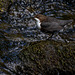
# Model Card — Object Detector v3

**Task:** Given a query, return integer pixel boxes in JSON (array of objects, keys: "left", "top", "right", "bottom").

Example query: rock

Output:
[
  {"left": 0, "top": 0, "right": 16, "bottom": 13},
  {"left": 17, "top": 40, "right": 75, "bottom": 75}
]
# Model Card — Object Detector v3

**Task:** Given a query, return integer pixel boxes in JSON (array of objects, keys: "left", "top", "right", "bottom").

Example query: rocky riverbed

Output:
[{"left": 0, "top": 0, "right": 75, "bottom": 75}]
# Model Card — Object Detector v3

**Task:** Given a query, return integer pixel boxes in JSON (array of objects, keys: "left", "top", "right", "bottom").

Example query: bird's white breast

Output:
[{"left": 34, "top": 18, "right": 41, "bottom": 29}]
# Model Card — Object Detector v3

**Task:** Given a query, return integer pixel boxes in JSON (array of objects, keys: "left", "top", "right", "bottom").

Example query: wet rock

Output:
[
  {"left": 0, "top": 0, "right": 15, "bottom": 13},
  {"left": 17, "top": 40, "right": 75, "bottom": 75}
]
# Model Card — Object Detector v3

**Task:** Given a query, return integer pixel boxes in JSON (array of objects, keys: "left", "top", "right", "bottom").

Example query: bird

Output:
[{"left": 34, "top": 14, "right": 73, "bottom": 37}]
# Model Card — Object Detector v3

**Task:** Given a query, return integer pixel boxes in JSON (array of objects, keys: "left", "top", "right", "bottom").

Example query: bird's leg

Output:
[
  {"left": 46, "top": 32, "right": 55, "bottom": 40},
  {"left": 47, "top": 31, "right": 60, "bottom": 40}
]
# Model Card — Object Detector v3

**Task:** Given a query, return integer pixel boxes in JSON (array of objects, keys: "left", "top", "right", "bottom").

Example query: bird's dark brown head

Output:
[{"left": 34, "top": 14, "right": 47, "bottom": 22}]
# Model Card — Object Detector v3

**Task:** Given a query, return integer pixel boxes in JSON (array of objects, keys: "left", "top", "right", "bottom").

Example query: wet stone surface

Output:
[{"left": 0, "top": 0, "right": 75, "bottom": 75}]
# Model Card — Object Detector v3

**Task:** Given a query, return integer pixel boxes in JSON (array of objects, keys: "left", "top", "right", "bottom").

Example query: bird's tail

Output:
[{"left": 60, "top": 19, "right": 73, "bottom": 26}]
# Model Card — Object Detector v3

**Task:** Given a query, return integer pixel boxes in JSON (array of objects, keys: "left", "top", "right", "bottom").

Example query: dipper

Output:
[{"left": 34, "top": 14, "right": 73, "bottom": 36}]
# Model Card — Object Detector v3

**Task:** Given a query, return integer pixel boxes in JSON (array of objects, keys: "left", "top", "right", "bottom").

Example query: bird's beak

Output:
[
  {"left": 31, "top": 16, "right": 34, "bottom": 19},
  {"left": 31, "top": 17, "right": 36, "bottom": 21}
]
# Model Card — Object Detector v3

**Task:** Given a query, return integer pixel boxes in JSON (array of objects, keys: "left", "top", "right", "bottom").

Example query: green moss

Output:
[
  {"left": 0, "top": 0, "right": 15, "bottom": 12},
  {"left": 19, "top": 40, "right": 75, "bottom": 74},
  {"left": 0, "top": 23, "right": 11, "bottom": 30}
]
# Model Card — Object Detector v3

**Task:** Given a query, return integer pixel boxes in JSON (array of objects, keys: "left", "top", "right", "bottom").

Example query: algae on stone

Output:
[{"left": 17, "top": 40, "right": 75, "bottom": 74}]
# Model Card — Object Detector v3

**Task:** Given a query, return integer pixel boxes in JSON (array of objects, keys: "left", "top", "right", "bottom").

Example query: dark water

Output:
[{"left": 0, "top": 0, "right": 75, "bottom": 75}]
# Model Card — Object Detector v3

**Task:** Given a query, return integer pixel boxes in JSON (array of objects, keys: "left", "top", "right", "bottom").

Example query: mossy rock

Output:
[
  {"left": 0, "top": 0, "right": 15, "bottom": 12},
  {"left": 17, "top": 40, "right": 75, "bottom": 75}
]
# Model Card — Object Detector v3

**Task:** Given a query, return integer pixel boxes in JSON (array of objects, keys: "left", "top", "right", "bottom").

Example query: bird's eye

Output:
[
  {"left": 36, "top": 16, "right": 38, "bottom": 18},
  {"left": 37, "top": 16, "right": 40, "bottom": 18}
]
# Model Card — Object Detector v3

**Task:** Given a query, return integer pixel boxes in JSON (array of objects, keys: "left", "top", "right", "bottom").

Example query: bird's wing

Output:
[
  {"left": 41, "top": 22, "right": 63, "bottom": 32},
  {"left": 41, "top": 22, "right": 51, "bottom": 27},
  {"left": 59, "top": 19, "right": 73, "bottom": 26},
  {"left": 41, "top": 22, "right": 62, "bottom": 28}
]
